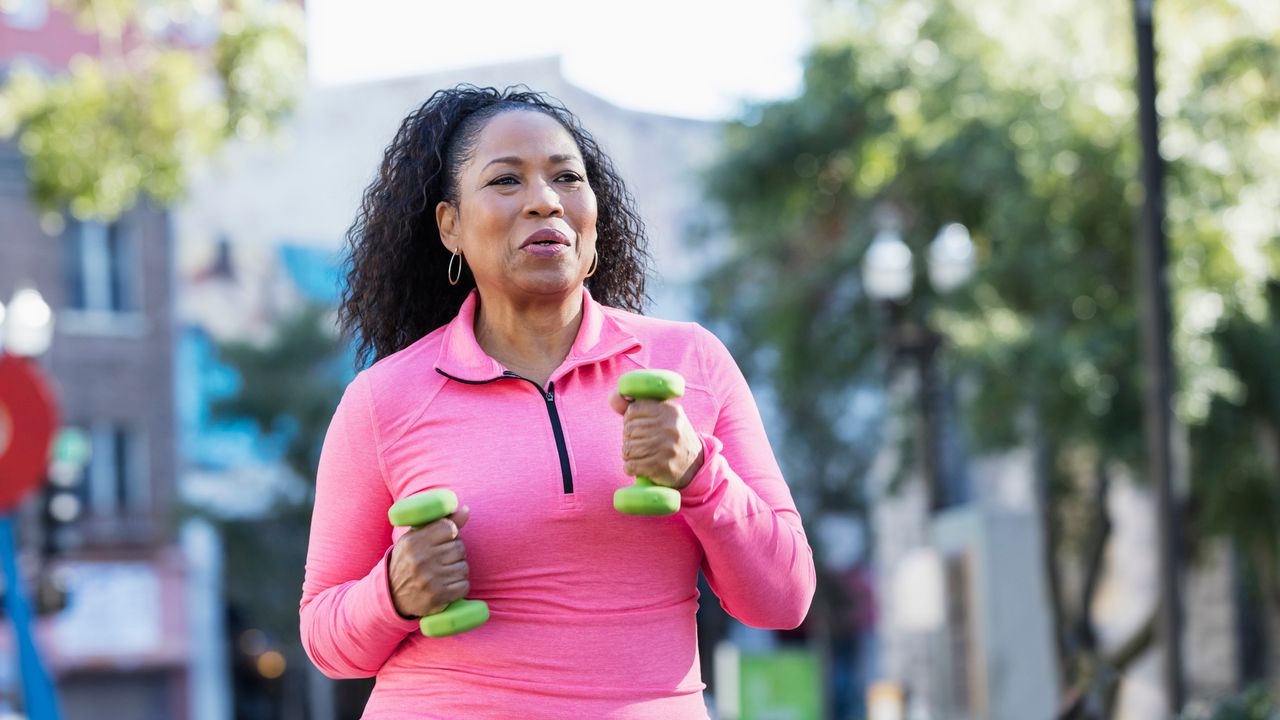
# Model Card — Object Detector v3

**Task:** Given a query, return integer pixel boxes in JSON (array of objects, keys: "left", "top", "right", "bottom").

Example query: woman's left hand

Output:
[{"left": 609, "top": 392, "right": 705, "bottom": 490}]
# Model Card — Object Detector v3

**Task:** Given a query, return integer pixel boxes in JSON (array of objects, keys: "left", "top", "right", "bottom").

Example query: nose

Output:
[{"left": 524, "top": 179, "right": 564, "bottom": 218}]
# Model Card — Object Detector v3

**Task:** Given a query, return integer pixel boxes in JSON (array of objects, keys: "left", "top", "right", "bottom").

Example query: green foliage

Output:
[
  {"left": 699, "top": 2, "right": 1150, "bottom": 512},
  {"left": 0, "top": 0, "right": 304, "bottom": 222},
  {"left": 1181, "top": 684, "right": 1278, "bottom": 720},
  {"left": 1189, "top": 282, "right": 1280, "bottom": 599}
]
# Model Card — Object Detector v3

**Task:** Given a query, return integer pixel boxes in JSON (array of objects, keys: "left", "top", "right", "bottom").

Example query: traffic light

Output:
[{"left": 41, "top": 428, "right": 90, "bottom": 556}]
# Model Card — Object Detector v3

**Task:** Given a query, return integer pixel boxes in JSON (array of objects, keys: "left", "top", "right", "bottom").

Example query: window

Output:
[
  {"left": 64, "top": 219, "right": 139, "bottom": 314},
  {"left": 84, "top": 424, "right": 149, "bottom": 516}
]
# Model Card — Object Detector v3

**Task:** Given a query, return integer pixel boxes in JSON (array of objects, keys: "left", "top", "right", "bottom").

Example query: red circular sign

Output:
[{"left": 0, "top": 354, "right": 59, "bottom": 512}]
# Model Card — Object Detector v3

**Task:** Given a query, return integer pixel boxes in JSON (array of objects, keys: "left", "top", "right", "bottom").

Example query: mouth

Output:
[{"left": 521, "top": 228, "right": 571, "bottom": 249}]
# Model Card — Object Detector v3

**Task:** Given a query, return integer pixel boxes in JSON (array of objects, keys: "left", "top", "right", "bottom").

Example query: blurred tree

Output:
[
  {"left": 698, "top": 0, "right": 1277, "bottom": 716},
  {"left": 0, "top": 0, "right": 305, "bottom": 222},
  {"left": 1190, "top": 282, "right": 1280, "bottom": 691}
]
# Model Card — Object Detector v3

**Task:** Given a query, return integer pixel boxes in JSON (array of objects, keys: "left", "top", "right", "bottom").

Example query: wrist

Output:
[
  {"left": 387, "top": 549, "right": 418, "bottom": 619},
  {"left": 676, "top": 446, "right": 705, "bottom": 490}
]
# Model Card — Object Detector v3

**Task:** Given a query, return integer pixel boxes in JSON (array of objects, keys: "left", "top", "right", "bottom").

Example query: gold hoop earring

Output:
[
  {"left": 585, "top": 252, "right": 599, "bottom": 278},
  {"left": 447, "top": 248, "right": 463, "bottom": 286}
]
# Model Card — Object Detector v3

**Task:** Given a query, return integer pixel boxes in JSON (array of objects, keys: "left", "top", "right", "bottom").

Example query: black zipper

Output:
[{"left": 436, "top": 368, "right": 574, "bottom": 494}]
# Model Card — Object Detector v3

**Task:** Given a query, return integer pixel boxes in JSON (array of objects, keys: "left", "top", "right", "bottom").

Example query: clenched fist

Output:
[
  {"left": 388, "top": 505, "right": 472, "bottom": 618},
  {"left": 609, "top": 392, "right": 704, "bottom": 490}
]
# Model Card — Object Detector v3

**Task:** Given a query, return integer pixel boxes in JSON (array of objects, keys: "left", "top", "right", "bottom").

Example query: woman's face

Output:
[{"left": 437, "top": 110, "right": 598, "bottom": 304}]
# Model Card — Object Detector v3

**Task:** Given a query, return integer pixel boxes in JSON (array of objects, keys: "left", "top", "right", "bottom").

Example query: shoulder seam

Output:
[
  {"left": 377, "top": 367, "right": 449, "bottom": 451},
  {"left": 357, "top": 372, "right": 395, "bottom": 495},
  {"left": 692, "top": 324, "right": 721, "bottom": 408}
]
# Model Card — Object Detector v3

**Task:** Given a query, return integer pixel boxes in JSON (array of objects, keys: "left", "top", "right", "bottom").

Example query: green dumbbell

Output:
[
  {"left": 387, "top": 489, "right": 489, "bottom": 637},
  {"left": 614, "top": 369, "right": 686, "bottom": 516}
]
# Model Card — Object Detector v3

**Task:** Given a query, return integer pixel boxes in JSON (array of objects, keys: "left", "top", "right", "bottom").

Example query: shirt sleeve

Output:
[
  {"left": 678, "top": 326, "right": 817, "bottom": 629},
  {"left": 299, "top": 372, "right": 420, "bottom": 678}
]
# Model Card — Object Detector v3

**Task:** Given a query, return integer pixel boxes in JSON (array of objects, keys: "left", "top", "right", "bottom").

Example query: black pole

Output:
[
  {"left": 888, "top": 300, "right": 942, "bottom": 514},
  {"left": 1132, "top": 0, "right": 1185, "bottom": 712},
  {"left": 917, "top": 330, "right": 941, "bottom": 514}
]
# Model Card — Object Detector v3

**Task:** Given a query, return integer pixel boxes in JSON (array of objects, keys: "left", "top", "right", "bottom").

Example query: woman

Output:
[{"left": 301, "top": 86, "right": 815, "bottom": 719}]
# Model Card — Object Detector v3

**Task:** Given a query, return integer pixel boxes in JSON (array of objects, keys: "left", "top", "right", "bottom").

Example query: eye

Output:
[
  {"left": 557, "top": 172, "right": 584, "bottom": 183},
  {"left": 487, "top": 175, "right": 518, "bottom": 186}
]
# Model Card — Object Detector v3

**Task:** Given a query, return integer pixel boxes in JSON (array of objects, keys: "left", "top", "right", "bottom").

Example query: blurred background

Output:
[{"left": 0, "top": 0, "right": 1276, "bottom": 718}]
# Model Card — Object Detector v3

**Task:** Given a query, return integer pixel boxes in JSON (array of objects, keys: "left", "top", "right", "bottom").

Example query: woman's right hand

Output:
[{"left": 388, "top": 505, "right": 472, "bottom": 618}]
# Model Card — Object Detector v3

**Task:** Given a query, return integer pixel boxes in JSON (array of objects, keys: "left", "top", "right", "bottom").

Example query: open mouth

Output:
[{"left": 522, "top": 228, "right": 570, "bottom": 248}]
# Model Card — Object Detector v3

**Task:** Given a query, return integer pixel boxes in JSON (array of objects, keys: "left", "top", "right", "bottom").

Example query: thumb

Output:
[
  {"left": 609, "top": 391, "right": 630, "bottom": 416},
  {"left": 451, "top": 504, "right": 471, "bottom": 532}
]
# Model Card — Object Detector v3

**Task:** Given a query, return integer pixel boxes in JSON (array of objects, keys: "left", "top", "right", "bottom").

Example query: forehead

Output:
[{"left": 469, "top": 110, "right": 583, "bottom": 165}]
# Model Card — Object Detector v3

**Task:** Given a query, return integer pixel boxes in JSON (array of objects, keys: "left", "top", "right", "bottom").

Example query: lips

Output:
[{"left": 521, "top": 228, "right": 570, "bottom": 248}]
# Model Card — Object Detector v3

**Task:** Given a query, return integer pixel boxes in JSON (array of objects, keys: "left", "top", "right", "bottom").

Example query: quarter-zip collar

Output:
[{"left": 434, "top": 287, "right": 642, "bottom": 383}]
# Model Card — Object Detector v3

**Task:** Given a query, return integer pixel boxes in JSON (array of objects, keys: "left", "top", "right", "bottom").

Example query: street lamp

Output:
[
  {"left": 1, "top": 286, "right": 56, "bottom": 358},
  {"left": 862, "top": 218, "right": 976, "bottom": 511}
]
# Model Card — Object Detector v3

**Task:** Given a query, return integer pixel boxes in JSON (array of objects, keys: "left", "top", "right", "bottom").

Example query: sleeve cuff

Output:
[{"left": 679, "top": 433, "right": 724, "bottom": 507}]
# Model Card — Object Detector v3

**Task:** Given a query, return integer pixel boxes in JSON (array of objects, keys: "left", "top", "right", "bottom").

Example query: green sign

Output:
[
  {"left": 53, "top": 427, "right": 91, "bottom": 466},
  {"left": 738, "top": 649, "right": 823, "bottom": 720}
]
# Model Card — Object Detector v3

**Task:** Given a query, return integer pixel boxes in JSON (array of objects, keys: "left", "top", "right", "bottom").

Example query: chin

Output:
[{"left": 516, "top": 272, "right": 583, "bottom": 297}]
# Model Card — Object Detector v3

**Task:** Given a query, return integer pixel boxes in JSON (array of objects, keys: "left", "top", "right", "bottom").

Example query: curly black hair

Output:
[{"left": 339, "top": 85, "right": 651, "bottom": 369}]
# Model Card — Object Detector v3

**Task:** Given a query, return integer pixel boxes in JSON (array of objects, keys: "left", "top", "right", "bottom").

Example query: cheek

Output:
[
  {"left": 576, "top": 190, "right": 600, "bottom": 238},
  {"left": 458, "top": 197, "right": 517, "bottom": 253}
]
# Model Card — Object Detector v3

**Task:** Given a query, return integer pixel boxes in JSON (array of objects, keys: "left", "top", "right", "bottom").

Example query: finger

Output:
[
  {"left": 435, "top": 557, "right": 470, "bottom": 581},
  {"left": 623, "top": 416, "right": 665, "bottom": 441},
  {"left": 451, "top": 504, "right": 471, "bottom": 531},
  {"left": 624, "top": 452, "right": 666, "bottom": 478},
  {"left": 416, "top": 517, "right": 459, "bottom": 545},
  {"left": 441, "top": 577, "right": 471, "bottom": 602},
  {"left": 623, "top": 398, "right": 665, "bottom": 419},
  {"left": 609, "top": 392, "right": 630, "bottom": 416},
  {"left": 437, "top": 539, "right": 466, "bottom": 565},
  {"left": 623, "top": 436, "right": 663, "bottom": 461}
]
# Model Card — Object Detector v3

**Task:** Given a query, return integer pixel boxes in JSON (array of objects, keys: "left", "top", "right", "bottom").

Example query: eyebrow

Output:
[{"left": 482, "top": 154, "right": 581, "bottom": 171}]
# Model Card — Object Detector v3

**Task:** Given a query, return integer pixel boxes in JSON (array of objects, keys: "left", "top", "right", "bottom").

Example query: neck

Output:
[{"left": 473, "top": 288, "right": 584, "bottom": 386}]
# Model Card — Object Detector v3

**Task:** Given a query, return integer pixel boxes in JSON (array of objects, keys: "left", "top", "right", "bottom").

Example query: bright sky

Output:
[{"left": 305, "top": 0, "right": 812, "bottom": 120}]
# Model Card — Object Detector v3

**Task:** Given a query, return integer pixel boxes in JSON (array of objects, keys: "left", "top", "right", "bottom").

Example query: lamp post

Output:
[
  {"left": 863, "top": 218, "right": 974, "bottom": 719},
  {"left": 1132, "top": 0, "right": 1184, "bottom": 711},
  {"left": 0, "top": 285, "right": 63, "bottom": 720},
  {"left": 862, "top": 219, "right": 975, "bottom": 512}
]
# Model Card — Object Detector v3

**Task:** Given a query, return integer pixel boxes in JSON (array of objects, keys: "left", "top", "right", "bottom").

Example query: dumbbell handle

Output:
[{"left": 387, "top": 489, "right": 489, "bottom": 637}]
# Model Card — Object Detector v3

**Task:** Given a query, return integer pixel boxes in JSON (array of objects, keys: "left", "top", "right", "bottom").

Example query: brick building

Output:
[{"left": 1, "top": 3, "right": 197, "bottom": 718}]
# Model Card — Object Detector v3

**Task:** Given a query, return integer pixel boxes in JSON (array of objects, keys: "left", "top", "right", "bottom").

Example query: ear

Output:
[{"left": 436, "top": 200, "right": 459, "bottom": 252}]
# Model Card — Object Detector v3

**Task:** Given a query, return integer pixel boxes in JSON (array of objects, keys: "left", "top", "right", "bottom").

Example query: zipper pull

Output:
[{"left": 545, "top": 384, "right": 554, "bottom": 402}]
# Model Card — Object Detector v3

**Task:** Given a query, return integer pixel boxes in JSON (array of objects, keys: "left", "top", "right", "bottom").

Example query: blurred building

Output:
[
  {"left": 865, "top": 378, "right": 1060, "bottom": 720},
  {"left": 1, "top": 3, "right": 206, "bottom": 718},
  {"left": 868, "top": 376, "right": 1246, "bottom": 719},
  {"left": 0, "top": 135, "right": 194, "bottom": 718}
]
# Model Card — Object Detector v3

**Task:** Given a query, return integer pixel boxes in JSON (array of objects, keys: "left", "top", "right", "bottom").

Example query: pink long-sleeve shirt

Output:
[{"left": 300, "top": 288, "right": 815, "bottom": 719}]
